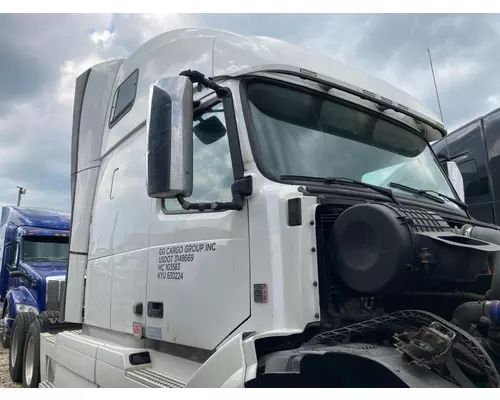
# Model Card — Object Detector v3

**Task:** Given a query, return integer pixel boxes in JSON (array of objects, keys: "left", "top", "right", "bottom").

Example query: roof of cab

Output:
[
  {"left": 124, "top": 27, "right": 441, "bottom": 125},
  {"left": 0, "top": 206, "right": 71, "bottom": 231},
  {"left": 100, "top": 28, "right": 444, "bottom": 154}
]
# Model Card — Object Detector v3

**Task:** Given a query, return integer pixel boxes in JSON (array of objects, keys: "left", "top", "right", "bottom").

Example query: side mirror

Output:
[
  {"left": 3, "top": 241, "right": 18, "bottom": 267},
  {"left": 445, "top": 161, "right": 465, "bottom": 202},
  {"left": 146, "top": 76, "right": 193, "bottom": 199}
]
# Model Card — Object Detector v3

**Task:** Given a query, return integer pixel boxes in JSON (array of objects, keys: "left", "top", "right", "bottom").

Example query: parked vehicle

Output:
[
  {"left": 13, "top": 28, "right": 500, "bottom": 388},
  {"left": 432, "top": 107, "right": 500, "bottom": 226},
  {"left": 0, "top": 206, "right": 70, "bottom": 382}
]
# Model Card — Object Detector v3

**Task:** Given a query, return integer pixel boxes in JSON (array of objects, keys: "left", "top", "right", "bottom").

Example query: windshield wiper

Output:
[
  {"left": 425, "top": 191, "right": 469, "bottom": 212},
  {"left": 389, "top": 182, "right": 443, "bottom": 203},
  {"left": 389, "top": 182, "right": 468, "bottom": 212},
  {"left": 280, "top": 175, "right": 399, "bottom": 204}
]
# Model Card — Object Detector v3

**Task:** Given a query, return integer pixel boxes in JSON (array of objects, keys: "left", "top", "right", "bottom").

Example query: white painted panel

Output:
[
  {"left": 89, "top": 130, "right": 151, "bottom": 260},
  {"left": 88, "top": 129, "right": 151, "bottom": 334},
  {"left": 56, "top": 331, "right": 100, "bottom": 358},
  {"left": 147, "top": 347, "right": 201, "bottom": 383},
  {"left": 87, "top": 154, "right": 114, "bottom": 260},
  {"left": 64, "top": 253, "right": 86, "bottom": 323},
  {"left": 96, "top": 341, "right": 199, "bottom": 383},
  {"left": 84, "top": 256, "right": 112, "bottom": 329},
  {"left": 147, "top": 200, "right": 250, "bottom": 350},
  {"left": 55, "top": 345, "right": 96, "bottom": 383},
  {"left": 110, "top": 248, "right": 148, "bottom": 334},
  {"left": 39, "top": 333, "right": 54, "bottom": 382},
  {"left": 96, "top": 362, "right": 146, "bottom": 388},
  {"left": 53, "top": 363, "right": 97, "bottom": 388},
  {"left": 70, "top": 167, "right": 99, "bottom": 253},
  {"left": 77, "top": 59, "right": 122, "bottom": 172},
  {"left": 187, "top": 333, "right": 245, "bottom": 388}
]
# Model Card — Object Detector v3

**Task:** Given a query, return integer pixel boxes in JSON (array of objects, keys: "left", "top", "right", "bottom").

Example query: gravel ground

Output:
[{"left": 0, "top": 347, "right": 20, "bottom": 388}]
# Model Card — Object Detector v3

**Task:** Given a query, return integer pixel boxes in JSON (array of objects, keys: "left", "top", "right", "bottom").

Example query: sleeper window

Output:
[
  {"left": 109, "top": 69, "right": 139, "bottom": 127},
  {"left": 163, "top": 102, "right": 233, "bottom": 211}
]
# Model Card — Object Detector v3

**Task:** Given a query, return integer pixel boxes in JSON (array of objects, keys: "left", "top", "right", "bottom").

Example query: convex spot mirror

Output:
[
  {"left": 194, "top": 115, "right": 226, "bottom": 145},
  {"left": 146, "top": 76, "right": 194, "bottom": 199},
  {"left": 445, "top": 161, "right": 465, "bottom": 203}
]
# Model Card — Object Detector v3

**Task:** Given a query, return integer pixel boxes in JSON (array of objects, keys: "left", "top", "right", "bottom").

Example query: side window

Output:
[
  {"left": 109, "top": 69, "right": 139, "bottom": 127},
  {"left": 163, "top": 102, "right": 234, "bottom": 212}
]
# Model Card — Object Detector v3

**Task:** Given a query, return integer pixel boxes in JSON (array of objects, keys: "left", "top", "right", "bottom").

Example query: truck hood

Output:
[{"left": 20, "top": 261, "right": 67, "bottom": 280}]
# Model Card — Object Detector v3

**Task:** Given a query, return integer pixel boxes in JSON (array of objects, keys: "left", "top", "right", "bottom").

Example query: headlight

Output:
[{"left": 16, "top": 304, "right": 39, "bottom": 315}]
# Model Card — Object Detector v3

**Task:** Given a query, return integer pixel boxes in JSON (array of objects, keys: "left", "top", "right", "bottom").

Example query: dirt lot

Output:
[{"left": 0, "top": 347, "right": 20, "bottom": 388}]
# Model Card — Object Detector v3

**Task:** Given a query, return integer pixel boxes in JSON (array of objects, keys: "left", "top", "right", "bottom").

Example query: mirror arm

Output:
[
  {"left": 8, "top": 270, "right": 32, "bottom": 282},
  {"left": 173, "top": 70, "right": 251, "bottom": 212},
  {"left": 176, "top": 176, "right": 253, "bottom": 212},
  {"left": 179, "top": 70, "right": 229, "bottom": 98}
]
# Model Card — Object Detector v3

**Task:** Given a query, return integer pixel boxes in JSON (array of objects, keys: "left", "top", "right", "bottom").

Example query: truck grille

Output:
[{"left": 46, "top": 279, "right": 65, "bottom": 312}]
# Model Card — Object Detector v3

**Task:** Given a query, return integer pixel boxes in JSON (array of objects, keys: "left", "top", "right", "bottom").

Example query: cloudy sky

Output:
[{"left": 1, "top": 13, "right": 499, "bottom": 212}]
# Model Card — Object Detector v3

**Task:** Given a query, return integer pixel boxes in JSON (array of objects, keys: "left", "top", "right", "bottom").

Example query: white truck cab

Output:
[{"left": 30, "top": 28, "right": 500, "bottom": 388}]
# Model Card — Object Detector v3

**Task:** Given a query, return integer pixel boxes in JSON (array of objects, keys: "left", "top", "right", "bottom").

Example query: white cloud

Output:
[
  {"left": 375, "top": 60, "right": 434, "bottom": 104},
  {"left": 435, "top": 58, "right": 482, "bottom": 90},
  {"left": 109, "top": 13, "right": 201, "bottom": 48},
  {"left": 136, "top": 13, "right": 200, "bottom": 41},
  {"left": 57, "top": 55, "right": 109, "bottom": 107},
  {"left": 488, "top": 94, "right": 500, "bottom": 110},
  {"left": 90, "top": 29, "right": 116, "bottom": 48},
  {"left": 299, "top": 15, "right": 373, "bottom": 65}
]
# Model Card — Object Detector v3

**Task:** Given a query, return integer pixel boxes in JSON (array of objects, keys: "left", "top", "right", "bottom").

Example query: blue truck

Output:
[{"left": 0, "top": 206, "right": 70, "bottom": 354}]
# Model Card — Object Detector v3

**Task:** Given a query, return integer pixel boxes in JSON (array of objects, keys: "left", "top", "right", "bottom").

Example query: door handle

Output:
[{"left": 147, "top": 302, "right": 163, "bottom": 318}]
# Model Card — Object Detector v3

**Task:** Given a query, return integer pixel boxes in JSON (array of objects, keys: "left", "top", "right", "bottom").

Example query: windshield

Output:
[
  {"left": 22, "top": 236, "right": 69, "bottom": 262},
  {"left": 244, "top": 79, "right": 457, "bottom": 207}
]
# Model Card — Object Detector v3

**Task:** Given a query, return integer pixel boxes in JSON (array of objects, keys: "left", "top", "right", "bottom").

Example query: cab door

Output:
[{"left": 146, "top": 97, "right": 250, "bottom": 351}]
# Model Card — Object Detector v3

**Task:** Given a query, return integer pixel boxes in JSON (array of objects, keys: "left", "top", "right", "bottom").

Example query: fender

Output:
[
  {"left": 185, "top": 329, "right": 306, "bottom": 387},
  {"left": 5, "top": 286, "right": 39, "bottom": 332},
  {"left": 186, "top": 332, "right": 250, "bottom": 388}
]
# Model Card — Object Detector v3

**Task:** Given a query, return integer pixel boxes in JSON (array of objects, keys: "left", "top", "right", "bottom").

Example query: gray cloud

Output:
[
  {"left": 0, "top": 40, "right": 48, "bottom": 108},
  {"left": 1, "top": 13, "right": 500, "bottom": 212},
  {"left": 0, "top": 14, "right": 113, "bottom": 107},
  {"left": 303, "top": 14, "right": 500, "bottom": 129}
]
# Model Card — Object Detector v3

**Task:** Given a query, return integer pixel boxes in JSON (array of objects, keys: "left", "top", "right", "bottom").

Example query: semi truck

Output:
[
  {"left": 432, "top": 106, "right": 500, "bottom": 226},
  {"left": 0, "top": 206, "right": 70, "bottom": 383},
  {"left": 13, "top": 27, "right": 500, "bottom": 388}
]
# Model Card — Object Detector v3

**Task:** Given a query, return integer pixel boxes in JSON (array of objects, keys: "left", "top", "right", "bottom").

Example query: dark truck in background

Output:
[{"left": 432, "top": 107, "right": 500, "bottom": 225}]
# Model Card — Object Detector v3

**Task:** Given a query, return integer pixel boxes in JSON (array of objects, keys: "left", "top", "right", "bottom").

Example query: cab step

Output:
[
  {"left": 125, "top": 368, "right": 185, "bottom": 388},
  {"left": 39, "top": 381, "right": 55, "bottom": 388}
]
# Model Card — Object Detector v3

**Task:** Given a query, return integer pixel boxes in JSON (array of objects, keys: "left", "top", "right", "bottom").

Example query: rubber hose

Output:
[
  {"left": 452, "top": 300, "right": 500, "bottom": 330},
  {"left": 452, "top": 301, "right": 484, "bottom": 330}
]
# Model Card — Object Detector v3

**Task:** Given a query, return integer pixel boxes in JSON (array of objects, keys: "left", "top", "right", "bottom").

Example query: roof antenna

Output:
[
  {"left": 16, "top": 186, "right": 26, "bottom": 206},
  {"left": 427, "top": 47, "right": 445, "bottom": 124}
]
